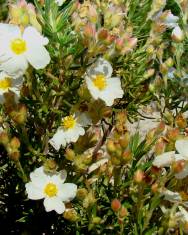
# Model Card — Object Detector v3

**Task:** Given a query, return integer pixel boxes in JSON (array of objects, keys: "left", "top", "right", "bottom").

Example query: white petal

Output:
[
  {"left": 50, "top": 170, "right": 67, "bottom": 185},
  {"left": 64, "top": 124, "right": 85, "bottom": 143},
  {"left": 162, "top": 189, "right": 182, "bottom": 202},
  {"left": 25, "top": 182, "right": 44, "bottom": 200},
  {"left": 43, "top": 197, "right": 65, "bottom": 214},
  {"left": 30, "top": 166, "right": 49, "bottom": 188},
  {"left": 49, "top": 128, "right": 66, "bottom": 151},
  {"left": 0, "top": 55, "right": 28, "bottom": 77},
  {"left": 23, "top": 26, "right": 49, "bottom": 46},
  {"left": 152, "top": 151, "right": 175, "bottom": 167},
  {"left": 76, "top": 112, "right": 91, "bottom": 127},
  {"left": 178, "top": 206, "right": 188, "bottom": 222},
  {"left": 25, "top": 45, "right": 50, "bottom": 70},
  {"left": 87, "top": 58, "right": 113, "bottom": 78},
  {"left": 85, "top": 76, "right": 101, "bottom": 100},
  {"left": 99, "top": 77, "right": 123, "bottom": 106},
  {"left": 175, "top": 163, "right": 188, "bottom": 179},
  {"left": 171, "top": 26, "right": 184, "bottom": 41},
  {"left": 175, "top": 139, "right": 188, "bottom": 159},
  {"left": 58, "top": 183, "right": 77, "bottom": 202},
  {"left": 0, "top": 23, "right": 21, "bottom": 38}
]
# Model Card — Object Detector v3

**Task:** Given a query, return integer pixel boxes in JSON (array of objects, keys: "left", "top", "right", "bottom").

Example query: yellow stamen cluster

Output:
[
  {"left": 0, "top": 77, "right": 12, "bottom": 90},
  {"left": 44, "top": 183, "right": 58, "bottom": 197},
  {"left": 62, "top": 115, "right": 76, "bottom": 130},
  {"left": 92, "top": 74, "right": 107, "bottom": 90},
  {"left": 11, "top": 38, "right": 27, "bottom": 55}
]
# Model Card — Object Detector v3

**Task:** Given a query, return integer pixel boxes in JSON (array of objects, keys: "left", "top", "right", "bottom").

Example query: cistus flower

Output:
[
  {"left": 153, "top": 139, "right": 188, "bottom": 179},
  {"left": 25, "top": 166, "right": 77, "bottom": 214},
  {"left": 162, "top": 11, "right": 179, "bottom": 28},
  {"left": 0, "top": 24, "right": 50, "bottom": 76},
  {"left": 85, "top": 58, "right": 123, "bottom": 106},
  {"left": 171, "top": 26, "right": 184, "bottom": 42},
  {"left": 49, "top": 113, "right": 91, "bottom": 151},
  {"left": 0, "top": 71, "right": 23, "bottom": 103}
]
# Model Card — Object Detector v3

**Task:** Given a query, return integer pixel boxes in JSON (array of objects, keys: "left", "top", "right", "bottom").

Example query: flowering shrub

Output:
[{"left": 0, "top": 0, "right": 188, "bottom": 234}]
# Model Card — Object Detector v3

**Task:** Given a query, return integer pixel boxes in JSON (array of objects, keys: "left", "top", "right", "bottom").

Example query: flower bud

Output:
[
  {"left": 9, "top": 151, "right": 20, "bottom": 161},
  {"left": 119, "top": 132, "right": 130, "bottom": 148},
  {"left": 92, "top": 216, "right": 101, "bottom": 224},
  {"left": 143, "top": 69, "right": 155, "bottom": 79},
  {"left": 175, "top": 114, "right": 187, "bottom": 129},
  {"left": 151, "top": 182, "right": 159, "bottom": 193},
  {"left": 165, "top": 57, "right": 174, "bottom": 67},
  {"left": 83, "top": 191, "right": 96, "bottom": 208},
  {"left": 111, "top": 156, "right": 121, "bottom": 165},
  {"left": 166, "top": 128, "right": 179, "bottom": 141},
  {"left": 134, "top": 169, "right": 145, "bottom": 183},
  {"left": 10, "top": 137, "right": 20, "bottom": 149},
  {"left": 76, "top": 188, "right": 88, "bottom": 200},
  {"left": 65, "top": 148, "right": 75, "bottom": 161},
  {"left": 63, "top": 209, "right": 79, "bottom": 222},
  {"left": 154, "top": 139, "right": 166, "bottom": 155},
  {"left": 83, "top": 24, "right": 96, "bottom": 38},
  {"left": 171, "top": 26, "right": 184, "bottom": 42},
  {"left": 0, "top": 132, "right": 9, "bottom": 146},
  {"left": 155, "top": 121, "right": 165, "bottom": 134},
  {"left": 146, "top": 45, "right": 155, "bottom": 54},
  {"left": 160, "top": 63, "right": 168, "bottom": 74},
  {"left": 44, "top": 159, "right": 57, "bottom": 173},
  {"left": 172, "top": 160, "right": 186, "bottom": 173},
  {"left": 98, "top": 28, "right": 108, "bottom": 40},
  {"left": 107, "top": 140, "right": 116, "bottom": 153},
  {"left": 119, "top": 206, "right": 128, "bottom": 218},
  {"left": 122, "top": 150, "right": 132, "bottom": 163},
  {"left": 111, "top": 199, "right": 121, "bottom": 212}
]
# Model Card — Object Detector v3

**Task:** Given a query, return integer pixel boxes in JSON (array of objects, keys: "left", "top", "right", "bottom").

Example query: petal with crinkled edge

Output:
[{"left": 152, "top": 151, "right": 175, "bottom": 168}]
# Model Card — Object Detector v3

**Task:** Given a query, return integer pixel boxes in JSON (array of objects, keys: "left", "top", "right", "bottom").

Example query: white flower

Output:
[
  {"left": 55, "top": 0, "right": 66, "bottom": 6},
  {"left": 0, "top": 71, "right": 23, "bottom": 103},
  {"left": 161, "top": 189, "right": 182, "bottom": 203},
  {"left": 0, "top": 24, "right": 50, "bottom": 77},
  {"left": 171, "top": 26, "right": 184, "bottom": 42},
  {"left": 49, "top": 113, "right": 90, "bottom": 151},
  {"left": 85, "top": 58, "right": 124, "bottom": 106},
  {"left": 164, "top": 11, "right": 179, "bottom": 29},
  {"left": 153, "top": 139, "right": 188, "bottom": 179},
  {"left": 25, "top": 166, "right": 77, "bottom": 214}
]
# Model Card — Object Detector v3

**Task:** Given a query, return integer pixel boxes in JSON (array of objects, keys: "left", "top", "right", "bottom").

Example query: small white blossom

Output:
[
  {"left": 164, "top": 11, "right": 179, "bottom": 29},
  {"left": 26, "top": 166, "right": 77, "bottom": 214},
  {"left": 171, "top": 26, "right": 184, "bottom": 42},
  {"left": 49, "top": 113, "right": 90, "bottom": 151},
  {"left": 0, "top": 24, "right": 50, "bottom": 76},
  {"left": 85, "top": 58, "right": 124, "bottom": 106},
  {"left": 161, "top": 189, "right": 182, "bottom": 203},
  {"left": 0, "top": 71, "right": 23, "bottom": 103},
  {"left": 153, "top": 139, "right": 188, "bottom": 179}
]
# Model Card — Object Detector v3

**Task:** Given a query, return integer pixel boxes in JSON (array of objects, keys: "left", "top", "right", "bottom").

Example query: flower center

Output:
[
  {"left": 0, "top": 77, "right": 12, "bottom": 90},
  {"left": 92, "top": 74, "right": 107, "bottom": 90},
  {"left": 62, "top": 115, "right": 76, "bottom": 130},
  {"left": 44, "top": 183, "right": 58, "bottom": 197},
  {"left": 11, "top": 38, "right": 27, "bottom": 55}
]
